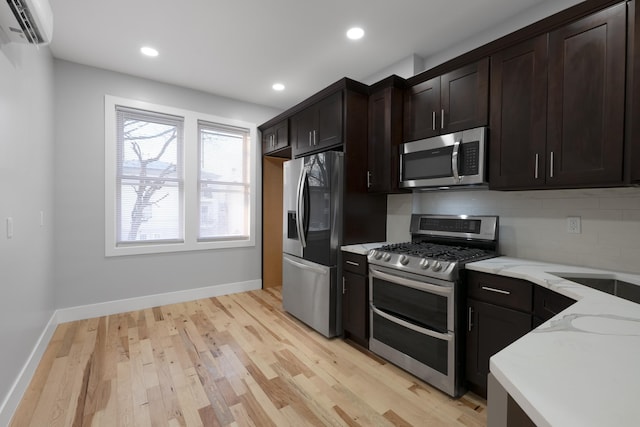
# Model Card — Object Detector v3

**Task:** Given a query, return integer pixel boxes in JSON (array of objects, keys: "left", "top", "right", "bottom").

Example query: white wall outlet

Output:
[{"left": 567, "top": 216, "right": 581, "bottom": 234}]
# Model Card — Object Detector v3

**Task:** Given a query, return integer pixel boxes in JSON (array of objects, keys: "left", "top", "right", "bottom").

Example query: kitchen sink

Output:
[{"left": 552, "top": 274, "right": 640, "bottom": 304}]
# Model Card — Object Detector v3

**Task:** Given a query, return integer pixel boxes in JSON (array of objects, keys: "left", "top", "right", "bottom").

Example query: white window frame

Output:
[{"left": 105, "top": 95, "right": 257, "bottom": 256}]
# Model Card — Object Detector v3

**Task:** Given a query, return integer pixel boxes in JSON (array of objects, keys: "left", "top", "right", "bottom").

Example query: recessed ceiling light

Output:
[
  {"left": 346, "top": 27, "right": 365, "bottom": 40},
  {"left": 140, "top": 46, "right": 159, "bottom": 57},
  {"left": 272, "top": 83, "right": 285, "bottom": 91}
]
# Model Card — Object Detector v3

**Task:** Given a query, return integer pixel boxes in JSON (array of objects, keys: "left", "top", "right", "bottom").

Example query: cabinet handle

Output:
[
  {"left": 432, "top": 111, "right": 436, "bottom": 131},
  {"left": 481, "top": 286, "right": 511, "bottom": 295},
  {"left": 342, "top": 277, "right": 346, "bottom": 294},
  {"left": 549, "top": 151, "right": 554, "bottom": 178},
  {"left": 313, "top": 130, "right": 317, "bottom": 146},
  {"left": 534, "top": 153, "right": 539, "bottom": 179},
  {"left": 308, "top": 131, "right": 312, "bottom": 147},
  {"left": 468, "top": 306, "right": 473, "bottom": 332},
  {"left": 346, "top": 260, "right": 360, "bottom": 267},
  {"left": 367, "top": 171, "right": 372, "bottom": 188},
  {"left": 441, "top": 109, "right": 445, "bottom": 129}
]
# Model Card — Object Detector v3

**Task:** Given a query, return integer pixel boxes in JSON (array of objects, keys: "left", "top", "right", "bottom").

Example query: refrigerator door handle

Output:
[{"left": 296, "top": 165, "right": 308, "bottom": 248}]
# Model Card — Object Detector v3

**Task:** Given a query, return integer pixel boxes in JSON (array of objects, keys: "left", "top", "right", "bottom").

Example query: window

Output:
[
  {"left": 116, "top": 107, "right": 184, "bottom": 245},
  {"left": 105, "top": 96, "right": 256, "bottom": 256},
  {"left": 198, "top": 121, "right": 250, "bottom": 241}
]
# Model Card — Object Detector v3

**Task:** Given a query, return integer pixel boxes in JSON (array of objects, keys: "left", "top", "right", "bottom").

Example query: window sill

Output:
[{"left": 105, "top": 237, "right": 255, "bottom": 257}]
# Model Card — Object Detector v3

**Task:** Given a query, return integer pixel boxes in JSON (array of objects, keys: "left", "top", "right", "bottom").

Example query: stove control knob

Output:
[
  {"left": 375, "top": 251, "right": 383, "bottom": 260},
  {"left": 383, "top": 253, "right": 392, "bottom": 262},
  {"left": 432, "top": 261, "right": 443, "bottom": 272},
  {"left": 399, "top": 255, "right": 409, "bottom": 265},
  {"left": 419, "top": 259, "right": 430, "bottom": 269}
]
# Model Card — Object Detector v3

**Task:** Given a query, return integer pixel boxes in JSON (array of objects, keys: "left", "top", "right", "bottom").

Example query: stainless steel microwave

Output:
[{"left": 399, "top": 127, "right": 487, "bottom": 189}]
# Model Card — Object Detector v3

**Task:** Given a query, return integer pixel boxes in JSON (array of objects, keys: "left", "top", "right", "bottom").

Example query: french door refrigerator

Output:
[{"left": 282, "top": 151, "right": 343, "bottom": 338}]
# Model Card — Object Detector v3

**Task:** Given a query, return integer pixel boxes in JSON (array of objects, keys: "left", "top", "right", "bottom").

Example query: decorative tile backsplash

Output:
[{"left": 387, "top": 187, "right": 640, "bottom": 274}]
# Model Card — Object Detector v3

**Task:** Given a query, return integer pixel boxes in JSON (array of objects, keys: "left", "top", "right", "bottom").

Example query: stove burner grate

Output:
[{"left": 378, "top": 242, "right": 493, "bottom": 262}]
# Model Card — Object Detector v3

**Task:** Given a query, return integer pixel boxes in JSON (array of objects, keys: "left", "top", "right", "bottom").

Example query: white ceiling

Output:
[{"left": 49, "top": 0, "right": 579, "bottom": 111}]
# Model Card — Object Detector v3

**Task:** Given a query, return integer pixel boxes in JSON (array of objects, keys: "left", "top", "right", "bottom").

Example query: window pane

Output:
[
  {"left": 117, "top": 107, "right": 183, "bottom": 244},
  {"left": 199, "top": 183, "right": 249, "bottom": 239},
  {"left": 121, "top": 119, "right": 179, "bottom": 178},
  {"left": 200, "top": 127, "right": 244, "bottom": 182},
  {"left": 119, "top": 179, "right": 182, "bottom": 242},
  {"left": 198, "top": 121, "right": 250, "bottom": 241}
]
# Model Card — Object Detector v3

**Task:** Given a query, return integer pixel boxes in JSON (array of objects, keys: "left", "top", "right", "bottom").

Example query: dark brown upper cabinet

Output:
[
  {"left": 490, "top": 35, "right": 549, "bottom": 189},
  {"left": 290, "top": 91, "right": 343, "bottom": 158},
  {"left": 490, "top": 3, "right": 626, "bottom": 190},
  {"left": 403, "top": 58, "right": 489, "bottom": 142},
  {"left": 367, "top": 76, "right": 406, "bottom": 193},
  {"left": 261, "top": 119, "right": 289, "bottom": 157},
  {"left": 630, "top": 0, "right": 640, "bottom": 184},
  {"left": 547, "top": 3, "right": 626, "bottom": 187}
]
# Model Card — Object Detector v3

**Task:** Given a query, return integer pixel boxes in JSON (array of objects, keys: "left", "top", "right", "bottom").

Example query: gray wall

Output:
[
  {"left": 0, "top": 43, "right": 55, "bottom": 406},
  {"left": 420, "top": 0, "right": 584, "bottom": 72},
  {"left": 387, "top": 188, "right": 640, "bottom": 275},
  {"left": 53, "top": 60, "right": 281, "bottom": 309}
]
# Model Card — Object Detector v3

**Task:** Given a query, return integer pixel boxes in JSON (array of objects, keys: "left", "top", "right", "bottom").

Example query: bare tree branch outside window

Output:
[{"left": 121, "top": 119, "right": 179, "bottom": 241}]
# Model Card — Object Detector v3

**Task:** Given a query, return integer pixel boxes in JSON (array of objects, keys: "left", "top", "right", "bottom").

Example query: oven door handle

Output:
[
  {"left": 370, "top": 305, "right": 452, "bottom": 341},
  {"left": 369, "top": 266, "right": 452, "bottom": 297}
]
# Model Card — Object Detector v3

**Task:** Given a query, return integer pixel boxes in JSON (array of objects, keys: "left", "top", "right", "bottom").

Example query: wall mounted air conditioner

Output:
[{"left": 0, "top": 0, "right": 53, "bottom": 45}]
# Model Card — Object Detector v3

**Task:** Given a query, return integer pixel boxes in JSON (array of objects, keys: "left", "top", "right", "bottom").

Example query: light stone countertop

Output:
[
  {"left": 340, "top": 242, "right": 391, "bottom": 256},
  {"left": 466, "top": 257, "right": 640, "bottom": 427}
]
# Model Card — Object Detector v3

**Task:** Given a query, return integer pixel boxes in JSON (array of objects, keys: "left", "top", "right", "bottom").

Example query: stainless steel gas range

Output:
[{"left": 367, "top": 214, "right": 499, "bottom": 397}]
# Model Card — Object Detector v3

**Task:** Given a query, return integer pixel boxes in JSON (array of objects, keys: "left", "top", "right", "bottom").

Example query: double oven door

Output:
[{"left": 369, "top": 265, "right": 461, "bottom": 397}]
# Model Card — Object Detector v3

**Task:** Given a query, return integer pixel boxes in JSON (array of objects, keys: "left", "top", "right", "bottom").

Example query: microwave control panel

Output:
[{"left": 460, "top": 141, "right": 479, "bottom": 175}]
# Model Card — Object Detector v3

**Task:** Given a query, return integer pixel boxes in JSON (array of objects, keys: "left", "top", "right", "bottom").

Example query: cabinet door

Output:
[
  {"left": 368, "top": 85, "right": 403, "bottom": 193},
  {"left": 262, "top": 128, "right": 277, "bottom": 154},
  {"left": 290, "top": 107, "right": 316, "bottom": 157},
  {"left": 466, "top": 299, "right": 532, "bottom": 397},
  {"left": 262, "top": 120, "right": 289, "bottom": 155},
  {"left": 291, "top": 92, "right": 343, "bottom": 157},
  {"left": 547, "top": 3, "right": 626, "bottom": 187},
  {"left": 489, "top": 35, "right": 548, "bottom": 189},
  {"left": 403, "top": 76, "right": 440, "bottom": 141},
  {"left": 315, "top": 91, "right": 343, "bottom": 150},
  {"left": 342, "top": 271, "right": 369, "bottom": 347},
  {"left": 273, "top": 120, "right": 289, "bottom": 151},
  {"left": 441, "top": 57, "right": 489, "bottom": 134}
]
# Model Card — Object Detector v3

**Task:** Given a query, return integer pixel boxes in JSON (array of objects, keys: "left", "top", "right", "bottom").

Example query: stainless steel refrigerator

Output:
[{"left": 282, "top": 151, "right": 343, "bottom": 338}]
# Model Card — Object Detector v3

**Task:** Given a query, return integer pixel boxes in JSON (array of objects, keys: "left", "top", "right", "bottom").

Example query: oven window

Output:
[
  {"left": 402, "top": 147, "right": 453, "bottom": 181},
  {"left": 372, "top": 312, "right": 449, "bottom": 375},
  {"left": 372, "top": 277, "right": 449, "bottom": 333}
]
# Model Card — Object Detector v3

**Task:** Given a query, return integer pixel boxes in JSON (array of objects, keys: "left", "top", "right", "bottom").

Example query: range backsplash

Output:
[{"left": 386, "top": 187, "right": 640, "bottom": 274}]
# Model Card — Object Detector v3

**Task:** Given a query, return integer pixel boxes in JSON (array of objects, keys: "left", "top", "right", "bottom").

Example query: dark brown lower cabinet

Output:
[
  {"left": 465, "top": 298, "right": 532, "bottom": 397},
  {"left": 533, "top": 284, "right": 576, "bottom": 328},
  {"left": 341, "top": 252, "right": 369, "bottom": 348},
  {"left": 465, "top": 271, "right": 577, "bottom": 397}
]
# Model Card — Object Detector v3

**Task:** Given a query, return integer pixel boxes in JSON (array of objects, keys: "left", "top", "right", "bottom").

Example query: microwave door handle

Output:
[
  {"left": 452, "top": 140, "right": 461, "bottom": 183},
  {"left": 296, "top": 166, "right": 308, "bottom": 248}
]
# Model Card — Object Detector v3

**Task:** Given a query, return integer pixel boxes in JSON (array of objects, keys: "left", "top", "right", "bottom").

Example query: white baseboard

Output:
[
  {"left": 0, "top": 312, "right": 58, "bottom": 427},
  {"left": 0, "top": 279, "right": 262, "bottom": 424},
  {"left": 55, "top": 279, "right": 262, "bottom": 323}
]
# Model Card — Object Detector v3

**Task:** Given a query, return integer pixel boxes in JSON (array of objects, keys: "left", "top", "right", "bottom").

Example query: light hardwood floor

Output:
[{"left": 10, "top": 288, "right": 486, "bottom": 426}]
